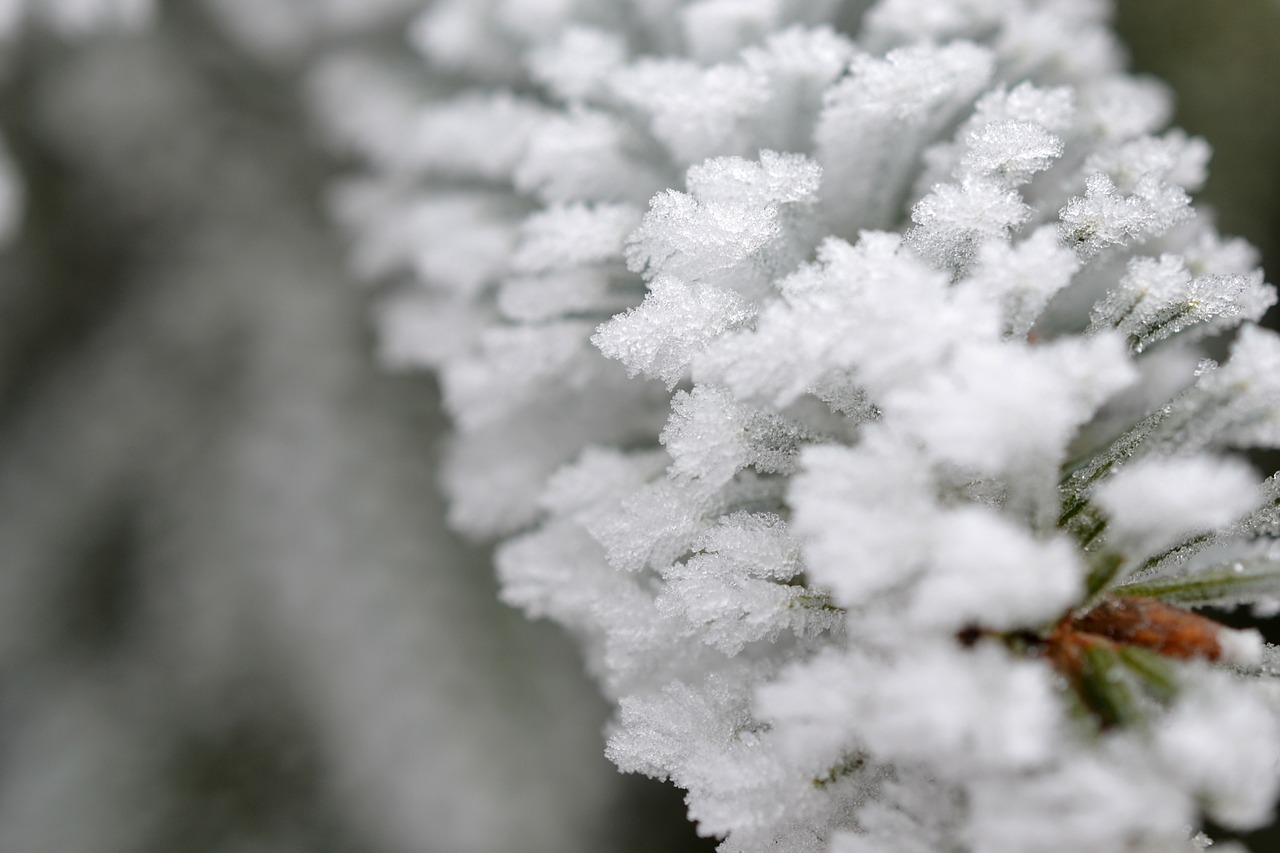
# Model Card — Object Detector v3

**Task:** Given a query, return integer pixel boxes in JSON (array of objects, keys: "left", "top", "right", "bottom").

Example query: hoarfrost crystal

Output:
[{"left": 318, "top": 1, "right": 1280, "bottom": 850}]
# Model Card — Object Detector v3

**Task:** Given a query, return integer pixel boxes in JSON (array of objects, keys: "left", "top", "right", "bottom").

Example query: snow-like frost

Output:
[{"left": 319, "top": 1, "right": 1280, "bottom": 851}]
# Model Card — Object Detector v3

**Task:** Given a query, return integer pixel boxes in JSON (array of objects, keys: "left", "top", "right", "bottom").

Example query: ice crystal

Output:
[{"left": 319, "top": 1, "right": 1280, "bottom": 851}]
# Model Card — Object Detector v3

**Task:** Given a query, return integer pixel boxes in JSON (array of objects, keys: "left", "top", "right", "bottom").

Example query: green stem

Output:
[
  {"left": 812, "top": 753, "right": 865, "bottom": 788},
  {"left": 1079, "top": 644, "right": 1139, "bottom": 729},
  {"left": 1129, "top": 302, "right": 1195, "bottom": 354},
  {"left": 1085, "top": 551, "right": 1127, "bottom": 599},
  {"left": 1114, "top": 563, "right": 1280, "bottom": 606},
  {"left": 1116, "top": 645, "right": 1179, "bottom": 704}
]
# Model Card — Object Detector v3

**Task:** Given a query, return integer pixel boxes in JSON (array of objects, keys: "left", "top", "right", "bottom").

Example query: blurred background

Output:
[{"left": 0, "top": 2, "right": 1275, "bottom": 852}]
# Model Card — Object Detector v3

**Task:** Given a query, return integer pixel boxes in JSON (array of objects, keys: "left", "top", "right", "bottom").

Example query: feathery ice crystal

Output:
[{"left": 317, "top": 1, "right": 1280, "bottom": 850}]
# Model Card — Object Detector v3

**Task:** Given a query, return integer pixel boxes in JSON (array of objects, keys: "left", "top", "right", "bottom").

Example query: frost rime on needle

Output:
[{"left": 318, "top": 1, "right": 1280, "bottom": 851}]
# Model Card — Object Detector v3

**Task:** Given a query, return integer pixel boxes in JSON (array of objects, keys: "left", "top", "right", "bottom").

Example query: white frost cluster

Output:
[{"left": 318, "top": 1, "right": 1280, "bottom": 851}]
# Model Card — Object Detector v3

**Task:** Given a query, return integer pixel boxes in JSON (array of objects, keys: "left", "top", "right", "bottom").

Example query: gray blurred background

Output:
[{"left": 0, "top": 2, "right": 1275, "bottom": 852}]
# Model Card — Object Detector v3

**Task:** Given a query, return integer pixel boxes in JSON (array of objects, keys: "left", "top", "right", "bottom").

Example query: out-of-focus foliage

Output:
[{"left": 0, "top": 8, "right": 708, "bottom": 853}]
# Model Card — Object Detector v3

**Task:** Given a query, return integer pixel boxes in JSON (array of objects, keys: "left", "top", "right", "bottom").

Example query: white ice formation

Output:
[{"left": 316, "top": 1, "right": 1280, "bottom": 850}]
